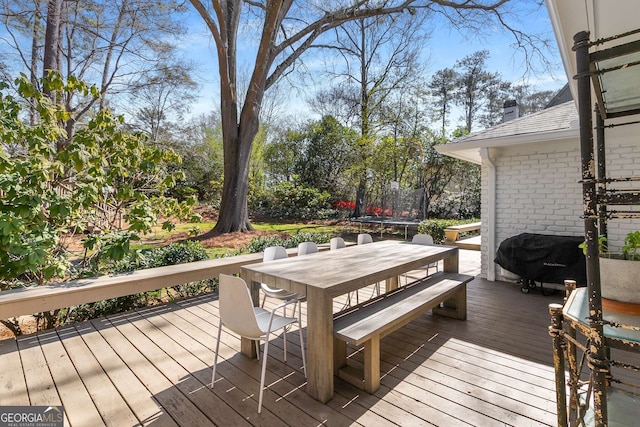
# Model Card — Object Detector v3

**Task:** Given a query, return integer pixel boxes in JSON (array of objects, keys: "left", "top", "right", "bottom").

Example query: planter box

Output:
[{"left": 599, "top": 255, "right": 640, "bottom": 305}]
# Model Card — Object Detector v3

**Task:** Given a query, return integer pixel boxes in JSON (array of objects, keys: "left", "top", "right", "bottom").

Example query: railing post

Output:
[
  {"left": 549, "top": 303, "right": 567, "bottom": 427},
  {"left": 574, "top": 30, "right": 609, "bottom": 427}
]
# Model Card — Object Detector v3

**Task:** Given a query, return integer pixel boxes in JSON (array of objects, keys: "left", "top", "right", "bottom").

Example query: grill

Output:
[{"left": 494, "top": 233, "right": 587, "bottom": 294}]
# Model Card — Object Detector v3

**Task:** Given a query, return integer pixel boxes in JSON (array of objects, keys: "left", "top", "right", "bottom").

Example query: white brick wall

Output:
[
  {"left": 481, "top": 139, "right": 583, "bottom": 279},
  {"left": 481, "top": 126, "right": 640, "bottom": 279}
]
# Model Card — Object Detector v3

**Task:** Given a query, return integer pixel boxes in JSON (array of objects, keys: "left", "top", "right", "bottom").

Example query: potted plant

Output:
[{"left": 598, "top": 231, "right": 640, "bottom": 308}]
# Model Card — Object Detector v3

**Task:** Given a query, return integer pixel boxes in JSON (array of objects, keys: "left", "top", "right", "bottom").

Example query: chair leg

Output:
[
  {"left": 283, "top": 324, "right": 287, "bottom": 362},
  {"left": 368, "top": 284, "right": 379, "bottom": 299},
  {"left": 297, "top": 301, "right": 307, "bottom": 377},
  {"left": 258, "top": 334, "right": 270, "bottom": 414},
  {"left": 211, "top": 318, "right": 223, "bottom": 388},
  {"left": 255, "top": 339, "right": 260, "bottom": 361}
]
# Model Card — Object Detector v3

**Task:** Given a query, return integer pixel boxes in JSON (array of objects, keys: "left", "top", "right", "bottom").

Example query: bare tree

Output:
[
  {"left": 128, "top": 64, "right": 199, "bottom": 146},
  {"left": 1, "top": 0, "right": 190, "bottom": 143},
  {"left": 322, "top": 13, "right": 426, "bottom": 217},
  {"left": 189, "top": 0, "right": 553, "bottom": 233}
]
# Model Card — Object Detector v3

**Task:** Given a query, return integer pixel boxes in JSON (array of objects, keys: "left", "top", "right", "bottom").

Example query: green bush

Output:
[
  {"left": 243, "top": 231, "right": 331, "bottom": 253},
  {"left": 0, "top": 73, "right": 194, "bottom": 289},
  {"left": 254, "top": 179, "right": 332, "bottom": 220},
  {"left": 417, "top": 219, "right": 479, "bottom": 244},
  {"left": 287, "top": 232, "right": 331, "bottom": 247},
  {"left": 243, "top": 236, "right": 289, "bottom": 253},
  {"left": 57, "top": 294, "right": 153, "bottom": 325},
  {"left": 118, "top": 240, "right": 213, "bottom": 298},
  {"left": 60, "top": 241, "right": 213, "bottom": 326}
]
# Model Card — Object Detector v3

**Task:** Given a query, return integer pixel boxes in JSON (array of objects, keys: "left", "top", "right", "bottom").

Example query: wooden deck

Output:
[{"left": 0, "top": 250, "right": 562, "bottom": 426}]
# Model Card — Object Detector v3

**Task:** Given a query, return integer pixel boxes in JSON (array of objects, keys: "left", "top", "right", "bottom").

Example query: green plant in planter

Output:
[
  {"left": 622, "top": 231, "right": 640, "bottom": 260},
  {"left": 579, "top": 232, "right": 640, "bottom": 260},
  {"left": 579, "top": 235, "right": 608, "bottom": 255}
]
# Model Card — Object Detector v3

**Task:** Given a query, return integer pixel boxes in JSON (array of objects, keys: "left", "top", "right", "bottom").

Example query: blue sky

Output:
[{"left": 180, "top": 1, "right": 567, "bottom": 123}]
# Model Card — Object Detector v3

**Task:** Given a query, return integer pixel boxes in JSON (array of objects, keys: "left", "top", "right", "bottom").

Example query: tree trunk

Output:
[
  {"left": 212, "top": 49, "right": 258, "bottom": 234},
  {"left": 43, "top": 0, "right": 61, "bottom": 77},
  {"left": 29, "top": 1, "right": 43, "bottom": 125},
  {"left": 212, "top": 129, "right": 255, "bottom": 233},
  {"left": 43, "top": 0, "right": 64, "bottom": 152}
]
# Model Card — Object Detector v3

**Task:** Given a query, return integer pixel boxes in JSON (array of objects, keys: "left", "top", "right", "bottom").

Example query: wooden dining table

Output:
[{"left": 240, "top": 240, "right": 460, "bottom": 403}]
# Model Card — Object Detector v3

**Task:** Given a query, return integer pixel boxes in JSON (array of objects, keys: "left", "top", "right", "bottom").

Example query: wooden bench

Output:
[
  {"left": 444, "top": 222, "right": 481, "bottom": 242},
  {"left": 332, "top": 271, "right": 474, "bottom": 393}
]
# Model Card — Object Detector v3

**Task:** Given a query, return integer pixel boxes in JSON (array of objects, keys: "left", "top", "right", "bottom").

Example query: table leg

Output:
[
  {"left": 240, "top": 279, "right": 260, "bottom": 358},
  {"left": 443, "top": 248, "right": 459, "bottom": 273},
  {"left": 306, "top": 287, "right": 334, "bottom": 403},
  {"left": 440, "top": 248, "right": 462, "bottom": 315},
  {"left": 385, "top": 276, "right": 399, "bottom": 292}
]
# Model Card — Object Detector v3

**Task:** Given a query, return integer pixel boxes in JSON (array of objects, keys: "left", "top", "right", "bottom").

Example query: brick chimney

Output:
[{"left": 503, "top": 100, "right": 519, "bottom": 122}]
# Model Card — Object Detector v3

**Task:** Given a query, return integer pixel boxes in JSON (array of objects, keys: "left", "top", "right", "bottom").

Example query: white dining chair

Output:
[
  {"left": 297, "top": 241, "right": 318, "bottom": 255},
  {"left": 330, "top": 237, "right": 359, "bottom": 307},
  {"left": 260, "top": 246, "right": 301, "bottom": 314},
  {"left": 212, "top": 274, "right": 306, "bottom": 414},
  {"left": 330, "top": 236, "right": 346, "bottom": 250},
  {"left": 356, "top": 233, "right": 380, "bottom": 297},
  {"left": 357, "top": 233, "right": 373, "bottom": 245},
  {"left": 410, "top": 233, "right": 439, "bottom": 280}
]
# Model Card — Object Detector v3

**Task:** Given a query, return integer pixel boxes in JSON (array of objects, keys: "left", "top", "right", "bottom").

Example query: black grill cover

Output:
[{"left": 494, "top": 233, "right": 586, "bottom": 286}]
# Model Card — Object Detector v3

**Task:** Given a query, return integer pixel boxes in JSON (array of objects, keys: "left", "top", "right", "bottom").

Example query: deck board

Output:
[
  {"left": 38, "top": 328, "right": 105, "bottom": 426},
  {"left": 76, "top": 320, "right": 178, "bottom": 427},
  {"left": 0, "top": 250, "right": 564, "bottom": 426},
  {"left": 58, "top": 325, "right": 139, "bottom": 427}
]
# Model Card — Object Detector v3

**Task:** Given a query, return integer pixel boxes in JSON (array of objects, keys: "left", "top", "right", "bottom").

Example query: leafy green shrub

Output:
[
  {"left": 117, "top": 240, "right": 213, "bottom": 297},
  {"left": 60, "top": 241, "right": 213, "bottom": 326},
  {"left": 286, "top": 232, "right": 331, "bottom": 247},
  {"left": 244, "top": 236, "right": 289, "bottom": 253},
  {"left": 151, "top": 240, "right": 210, "bottom": 268},
  {"left": 417, "top": 219, "right": 479, "bottom": 244},
  {"left": 622, "top": 231, "right": 640, "bottom": 260},
  {"left": 254, "top": 179, "right": 332, "bottom": 220},
  {"left": 57, "top": 294, "right": 153, "bottom": 325},
  {"left": 0, "top": 72, "right": 194, "bottom": 289},
  {"left": 243, "top": 231, "right": 331, "bottom": 253}
]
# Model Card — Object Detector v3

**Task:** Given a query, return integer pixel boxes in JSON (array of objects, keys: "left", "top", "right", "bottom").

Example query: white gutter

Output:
[{"left": 480, "top": 147, "right": 496, "bottom": 281}]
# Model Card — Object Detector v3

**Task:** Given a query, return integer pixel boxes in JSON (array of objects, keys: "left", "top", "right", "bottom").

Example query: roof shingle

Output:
[{"left": 451, "top": 101, "right": 577, "bottom": 144}]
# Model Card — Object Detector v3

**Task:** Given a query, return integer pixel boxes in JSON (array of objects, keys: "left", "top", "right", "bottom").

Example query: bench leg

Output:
[
  {"left": 432, "top": 285, "right": 467, "bottom": 320},
  {"left": 333, "top": 337, "right": 347, "bottom": 374},
  {"left": 364, "top": 336, "right": 381, "bottom": 393}
]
